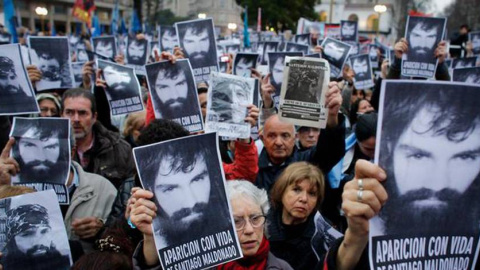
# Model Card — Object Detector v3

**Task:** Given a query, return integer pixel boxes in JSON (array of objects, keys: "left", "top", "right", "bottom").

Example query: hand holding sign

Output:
[
  {"left": 0, "top": 138, "right": 19, "bottom": 185},
  {"left": 325, "top": 82, "right": 342, "bottom": 128}
]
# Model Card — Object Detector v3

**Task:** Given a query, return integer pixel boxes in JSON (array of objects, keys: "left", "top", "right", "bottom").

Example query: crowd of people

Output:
[{"left": 0, "top": 16, "right": 479, "bottom": 270}]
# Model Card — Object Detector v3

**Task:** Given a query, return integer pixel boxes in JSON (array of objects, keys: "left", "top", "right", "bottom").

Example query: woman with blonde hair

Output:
[{"left": 267, "top": 161, "right": 342, "bottom": 270}]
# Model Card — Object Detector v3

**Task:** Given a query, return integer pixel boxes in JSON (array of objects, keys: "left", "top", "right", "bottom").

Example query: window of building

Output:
[
  {"left": 319, "top": 11, "right": 328, "bottom": 22},
  {"left": 367, "top": 14, "right": 379, "bottom": 31}
]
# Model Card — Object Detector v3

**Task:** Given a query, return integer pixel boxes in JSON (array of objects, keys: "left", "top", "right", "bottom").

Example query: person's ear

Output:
[{"left": 93, "top": 112, "right": 98, "bottom": 122}]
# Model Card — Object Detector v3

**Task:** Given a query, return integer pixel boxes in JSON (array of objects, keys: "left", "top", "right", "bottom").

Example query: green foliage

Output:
[{"left": 236, "top": 0, "right": 317, "bottom": 32}]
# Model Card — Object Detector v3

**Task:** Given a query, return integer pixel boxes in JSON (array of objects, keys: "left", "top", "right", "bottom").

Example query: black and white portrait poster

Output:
[
  {"left": 279, "top": 57, "right": 329, "bottom": 128},
  {"left": 452, "top": 57, "right": 477, "bottom": 69},
  {"left": 0, "top": 190, "right": 72, "bottom": 269},
  {"left": 225, "top": 44, "right": 241, "bottom": 55},
  {"left": 340, "top": 20, "right": 358, "bottom": 42},
  {"left": 369, "top": 44, "right": 379, "bottom": 68},
  {"left": 469, "top": 31, "right": 480, "bottom": 55},
  {"left": 294, "top": 34, "right": 311, "bottom": 46},
  {"left": 176, "top": 18, "right": 219, "bottom": 83},
  {"left": 97, "top": 59, "right": 144, "bottom": 116},
  {"left": 0, "top": 44, "right": 39, "bottom": 115},
  {"left": 285, "top": 42, "right": 309, "bottom": 55},
  {"left": 402, "top": 16, "right": 447, "bottom": 78},
  {"left": 76, "top": 48, "right": 92, "bottom": 62},
  {"left": 145, "top": 59, "right": 203, "bottom": 132},
  {"left": 92, "top": 36, "right": 117, "bottom": 60},
  {"left": 321, "top": 38, "right": 352, "bottom": 78},
  {"left": 261, "top": 41, "right": 279, "bottom": 65},
  {"left": 133, "top": 133, "right": 242, "bottom": 270},
  {"left": 233, "top": 53, "right": 258, "bottom": 78},
  {"left": 9, "top": 117, "right": 71, "bottom": 204},
  {"left": 268, "top": 52, "right": 304, "bottom": 98},
  {"left": 126, "top": 37, "right": 149, "bottom": 67},
  {"left": 452, "top": 67, "right": 480, "bottom": 84},
  {"left": 28, "top": 37, "right": 75, "bottom": 91},
  {"left": 349, "top": 54, "right": 375, "bottom": 89},
  {"left": 206, "top": 72, "right": 255, "bottom": 139},
  {"left": 71, "top": 62, "right": 85, "bottom": 88},
  {"left": 0, "top": 32, "right": 12, "bottom": 45},
  {"left": 159, "top": 25, "right": 178, "bottom": 53},
  {"left": 370, "top": 80, "right": 480, "bottom": 270}
]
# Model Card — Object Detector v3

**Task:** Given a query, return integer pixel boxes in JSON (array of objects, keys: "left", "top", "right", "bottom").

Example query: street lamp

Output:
[
  {"left": 374, "top": 4, "right": 387, "bottom": 37},
  {"left": 35, "top": 6, "right": 48, "bottom": 35},
  {"left": 228, "top": 23, "right": 237, "bottom": 31},
  {"left": 198, "top": 13, "right": 206, "bottom": 19}
]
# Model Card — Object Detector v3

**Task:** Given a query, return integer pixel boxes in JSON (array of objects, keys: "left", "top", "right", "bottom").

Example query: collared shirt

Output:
[
  {"left": 77, "top": 135, "right": 95, "bottom": 168},
  {"left": 67, "top": 165, "right": 79, "bottom": 194}
]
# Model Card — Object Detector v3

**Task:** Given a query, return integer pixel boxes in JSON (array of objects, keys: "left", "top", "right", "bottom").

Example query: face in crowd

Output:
[
  {"left": 103, "top": 65, "right": 131, "bottom": 94},
  {"left": 324, "top": 41, "right": 346, "bottom": 62},
  {"left": 261, "top": 115, "right": 296, "bottom": 165},
  {"left": 408, "top": 22, "right": 439, "bottom": 62},
  {"left": 154, "top": 68, "right": 189, "bottom": 118},
  {"left": 352, "top": 57, "right": 369, "bottom": 80},
  {"left": 95, "top": 40, "right": 114, "bottom": 58},
  {"left": 128, "top": 40, "right": 147, "bottom": 64},
  {"left": 37, "top": 54, "right": 60, "bottom": 82},
  {"left": 297, "top": 127, "right": 320, "bottom": 149},
  {"left": 235, "top": 58, "right": 254, "bottom": 78},
  {"left": 62, "top": 96, "right": 97, "bottom": 140},
  {"left": 17, "top": 128, "right": 60, "bottom": 181},
  {"left": 0, "top": 57, "right": 22, "bottom": 95},
  {"left": 161, "top": 29, "right": 178, "bottom": 52},
  {"left": 183, "top": 26, "right": 210, "bottom": 65}
]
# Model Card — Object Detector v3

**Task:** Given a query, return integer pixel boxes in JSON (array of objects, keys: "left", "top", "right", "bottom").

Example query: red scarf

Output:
[{"left": 217, "top": 237, "right": 270, "bottom": 270}]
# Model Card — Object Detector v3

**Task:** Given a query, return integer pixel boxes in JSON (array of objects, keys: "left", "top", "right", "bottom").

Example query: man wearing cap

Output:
[
  {"left": 2, "top": 204, "right": 71, "bottom": 269},
  {"left": 0, "top": 56, "right": 36, "bottom": 113}
]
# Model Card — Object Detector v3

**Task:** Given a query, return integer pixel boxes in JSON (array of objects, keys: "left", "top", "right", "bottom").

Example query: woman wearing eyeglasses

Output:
[
  {"left": 129, "top": 179, "right": 293, "bottom": 270},
  {"left": 267, "top": 162, "right": 342, "bottom": 270}
]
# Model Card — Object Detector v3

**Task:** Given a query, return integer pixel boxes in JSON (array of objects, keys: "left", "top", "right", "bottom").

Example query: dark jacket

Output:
[
  {"left": 76, "top": 121, "right": 135, "bottom": 188},
  {"left": 255, "top": 115, "right": 346, "bottom": 193},
  {"left": 268, "top": 210, "right": 342, "bottom": 270}
]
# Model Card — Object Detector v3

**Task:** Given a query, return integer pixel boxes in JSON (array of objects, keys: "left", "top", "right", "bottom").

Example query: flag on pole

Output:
[
  {"left": 119, "top": 18, "right": 127, "bottom": 35},
  {"left": 111, "top": 0, "right": 119, "bottom": 35},
  {"left": 3, "top": 0, "right": 18, "bottom": 43},
  {"left": 130, "top": 9, "right": 142, "bottom": 34},
  {"left": 257, "top": 7, "right": 261, "bottom": 32},
  {"left": 243, "top": 6, "right": 250, "bottom": 48},
  {"left": 51, "top": 22, "right": 57, "bottom": 36},
  {"left": 72, "top": 0, "right": 96, "bottom": 28},
  {"left": 91, "top": 14, "right": 101, "bottom": 37}
]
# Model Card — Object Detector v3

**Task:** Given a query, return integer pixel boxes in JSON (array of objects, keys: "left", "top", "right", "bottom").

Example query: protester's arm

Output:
[
  {"left": 257, "top": 72, "right": 277, "bottom": 127},
  {"left": 434, "top": 41, "right": 450, "bottom": 81},
  {"left": 386, "top": 38, "right": 408, "bottom": 79},
  {"left": 335, "top": 160, "right": 388, "bottom": 270},
  {"left": 130, "top": 189, "right": 160, "bottom": 267},
  {"left": 0, "top": 138, "right": 19, "bottom": 185},
  {"left": 310, "top": 82, "right": 345, "bottom": 174},
  {"left": 82, "top": 61, "right": 95, "bottom": 90},
  {"left": 370, "top": 59, "right": 388, "bottom": 111},
  {"left": 340, "top": 65, "right": 355, "bottom": 114},
  {"left": 223, "top": 105, "right": 259, "bottom": 181},
  {"left": 465, "top": 41, "right": 474, "bottom": 57}
]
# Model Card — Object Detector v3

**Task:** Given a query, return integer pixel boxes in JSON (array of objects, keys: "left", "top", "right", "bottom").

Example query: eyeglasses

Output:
[{"left": 234, "top": 214, "right": 266, "bottom": 231}]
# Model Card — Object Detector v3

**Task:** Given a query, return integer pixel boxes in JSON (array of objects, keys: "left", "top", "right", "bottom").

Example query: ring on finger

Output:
[
  {"left": 357, "top": 190, "right": 363, "bottom": 202},
  {"left": 358, "top": 179, "right": 364, "bottom": 191}
]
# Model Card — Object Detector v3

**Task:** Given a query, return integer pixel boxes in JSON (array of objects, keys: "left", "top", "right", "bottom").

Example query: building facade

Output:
[
  {"left": 315, "top": 0, "right": 398, "bottom": 45},
  {"left": 1, "top": 0, "right": 133, "bottom": 34},
  {"left": 158, "top": 0, "right": 243, "bottom": 34}
]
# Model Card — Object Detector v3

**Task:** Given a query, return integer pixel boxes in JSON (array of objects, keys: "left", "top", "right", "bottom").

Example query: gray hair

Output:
[{"left": 226, "top": 180, "right": 270, "bottom": 215}]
